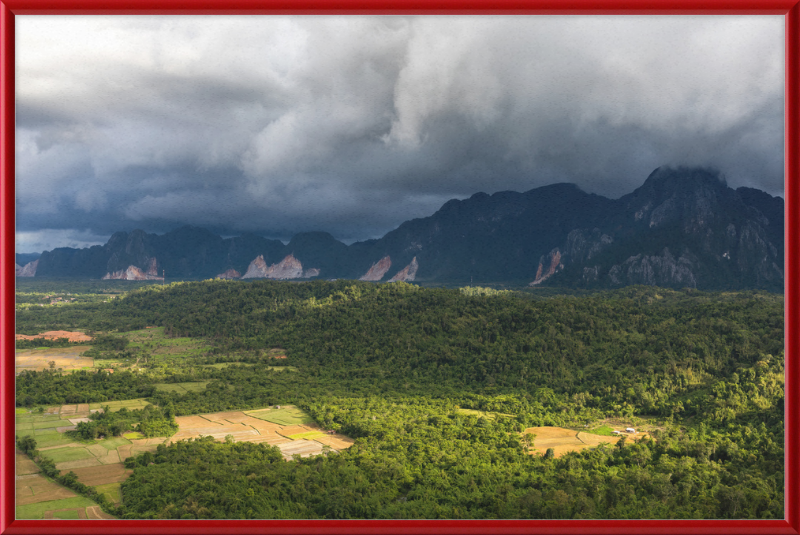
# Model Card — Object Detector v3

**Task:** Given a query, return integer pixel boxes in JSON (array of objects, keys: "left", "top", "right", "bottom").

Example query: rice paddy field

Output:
[
  {"left": 171, "top": 406, "right": 354, "bottom": 460},
  {"left": 15, "top": 449, "right": 111, "bottom": 519},
  {"left": 15, "top": 404, "right": 166, "bottom": 520},
  {"left": 16, "top": 404, "right": 353, "bottom": 518}
]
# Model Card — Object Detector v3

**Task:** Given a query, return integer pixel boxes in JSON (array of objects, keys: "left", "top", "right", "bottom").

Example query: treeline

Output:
[
  {"left": 16, "top": 369, "right": 155, "bottom": 406},
  {"left": 72, "top": 404, "right": 177, "bottom": 440}
]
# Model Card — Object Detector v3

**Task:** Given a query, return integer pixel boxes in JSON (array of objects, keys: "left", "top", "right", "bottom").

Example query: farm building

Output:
[{"left": 626, "top": 427, "right": 635, "bottom": 433}]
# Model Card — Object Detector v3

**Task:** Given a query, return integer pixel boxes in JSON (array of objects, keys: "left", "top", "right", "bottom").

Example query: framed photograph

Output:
[{"left": 2, "top": 1, "right": 798, "bottom": 534}]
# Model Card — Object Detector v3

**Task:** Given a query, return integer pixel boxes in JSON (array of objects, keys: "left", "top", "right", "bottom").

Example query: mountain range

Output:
[{"left": 17, "top": 166, "right": 784, "bottom": 291}]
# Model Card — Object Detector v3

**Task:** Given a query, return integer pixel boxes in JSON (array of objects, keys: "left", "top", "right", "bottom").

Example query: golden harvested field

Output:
[
  {"left": 522, "top": 427, "right": 649, "bottom": 457},
  {"left": 314, "top": 434, "right": 356, "bottom": 450},
  {"left": 15, "top": 346, "right": 94, "bottom": 374}
]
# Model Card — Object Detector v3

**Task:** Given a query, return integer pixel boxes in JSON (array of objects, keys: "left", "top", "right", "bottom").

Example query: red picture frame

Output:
[{"left": 1, "top": 2, "right": 798, "bottom": 534}]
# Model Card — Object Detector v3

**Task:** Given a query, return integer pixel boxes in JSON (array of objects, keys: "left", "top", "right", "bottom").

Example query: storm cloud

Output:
[{"left": 15, "top": 15, "right": 784, "bottom": 252}]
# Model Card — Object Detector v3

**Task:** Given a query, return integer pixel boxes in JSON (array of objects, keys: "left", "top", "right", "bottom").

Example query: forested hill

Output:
[{"left": 17, "top": 280, "right": 784, "bottom": 416}]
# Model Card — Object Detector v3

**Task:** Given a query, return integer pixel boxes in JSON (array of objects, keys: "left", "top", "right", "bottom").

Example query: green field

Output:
[
  {"left": 585, "top": 424, "right": 616, "bottom": 436},
  {"left": 31, "top": 432, "right": 74, "bottom": 449},
  {"left": 246, "top": 407, "right": 315, "bottom": 426},
  {"left": 16, "top": 496, "right": 99, "bottom": 519},
  {"left": 33, "top": 419, "right": 73, "bottom": 430},
  {"left": 41, "top": 446, "right": 94, "bottom": 463},
  {"left": 98, "top": 437, "right": 132, "bottom": 450}
]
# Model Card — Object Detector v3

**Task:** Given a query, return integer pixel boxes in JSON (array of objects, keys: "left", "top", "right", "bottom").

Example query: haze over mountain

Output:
[{"left": 21, "top": 166, "right": 783, "bottom": 291}]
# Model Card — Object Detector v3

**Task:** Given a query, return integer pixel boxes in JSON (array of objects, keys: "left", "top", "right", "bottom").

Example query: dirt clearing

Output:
[{"left": 15, "top": 346, "right": 93, "bottom": 374}]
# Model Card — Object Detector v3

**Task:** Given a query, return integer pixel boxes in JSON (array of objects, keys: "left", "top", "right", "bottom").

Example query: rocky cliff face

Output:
[
  {"left": 16, "top": 259, "right": 38, "bottom": 277},
  {"left": 242, "top": 255, "right": 269, "bottom": 279},
  {"left": 102, "top": 265, "right": 165, "bottom": 281},
  {"left": 242, "top": 254, "right": 319, "bottom": 280},
  {"left": 360, "top": 256, "right": 392, "bottom": 281},
  {"left": 608, "top": 248, "right": 697, "bottom": 288},
  {"left": 389, "top": 257, "right": 418, "bottom": 282}
]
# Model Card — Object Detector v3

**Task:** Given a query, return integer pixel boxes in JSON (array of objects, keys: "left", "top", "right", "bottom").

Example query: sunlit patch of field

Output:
[
  {"left": 521, "top": 426, "right": 649, "bottom": 457},
  {"left": 15, "top": 495, "right": 110, "bottom": 519},
  {"left": 15, "top": 346, "right": 93, "bottom": 374},
  {"left": 245, "top": 406, "right": 315, "bottom": 426},
  {"left": 171, "top": 408, "right": 353, "bottom": 460}
]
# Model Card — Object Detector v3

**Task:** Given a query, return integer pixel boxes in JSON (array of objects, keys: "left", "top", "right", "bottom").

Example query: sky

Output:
[{"left": 15, "top": 15, "right": 785, "bottom": 253}]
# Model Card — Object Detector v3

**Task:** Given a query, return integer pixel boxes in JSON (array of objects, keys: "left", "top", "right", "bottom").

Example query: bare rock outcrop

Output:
[
  {"left": 242, "top": 255, "right": 269, "bottom": 279},
  {"left": 216, "top": 269, "right": 242, "bottom": 279},
  {"left": 389, "top": 257, "right": 418, "bottom": 282},
  {"left": 530, "top": 249, "right": 563, "bottom": 286},
  {"left": 16, "top": 259, "right": 38, "bottom": 277},
  {"left": 145, "top": 257, "right": 159, "bottom": 277},
  {"left": 102, "top": 265, "right": 164, "bottom": 281},
  {"left": 242, "top": 254, "right": 319, "bottom": 280},
  {"left": 359, "top": 256, "right": 392, "bottom": 281}
]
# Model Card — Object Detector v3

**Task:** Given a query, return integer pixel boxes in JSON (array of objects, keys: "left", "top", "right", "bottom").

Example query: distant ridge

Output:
[{"left": 28, "top": 166, "right": 783, "bottom": 291}]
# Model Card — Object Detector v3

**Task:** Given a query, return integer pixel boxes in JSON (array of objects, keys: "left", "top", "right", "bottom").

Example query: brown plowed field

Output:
[
  {"left": 55, "top": 458, "right": 101, "bottom": 470},
  {"left": 16, "top": 450, "right": 40, "bottom": 475},
  {"left": 59, "top": 463, "right": 132, "bottom": 486},
  {"left": 43, "top": 508, "right": 88, "bottom": 519},
  {"left": 16, "top": 475, "right": 77, "bottom": 505},
  {"left": 175, "top": 415, "right": 220, "bottom": 428}
]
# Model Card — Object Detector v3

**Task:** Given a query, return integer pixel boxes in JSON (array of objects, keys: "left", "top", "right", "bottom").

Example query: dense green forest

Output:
[{"left": 15, "top": 280, "right": 784, "bottom": 519}]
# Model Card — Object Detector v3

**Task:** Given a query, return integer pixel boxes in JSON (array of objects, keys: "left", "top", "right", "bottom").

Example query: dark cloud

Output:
[{"left": 15, "top": 15, "right": 784, "bottom": 252}]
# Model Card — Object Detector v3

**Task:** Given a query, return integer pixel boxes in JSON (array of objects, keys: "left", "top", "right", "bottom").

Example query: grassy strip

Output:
[{"left": 15, "top": 496, "right": 98, "bottom": 520}]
